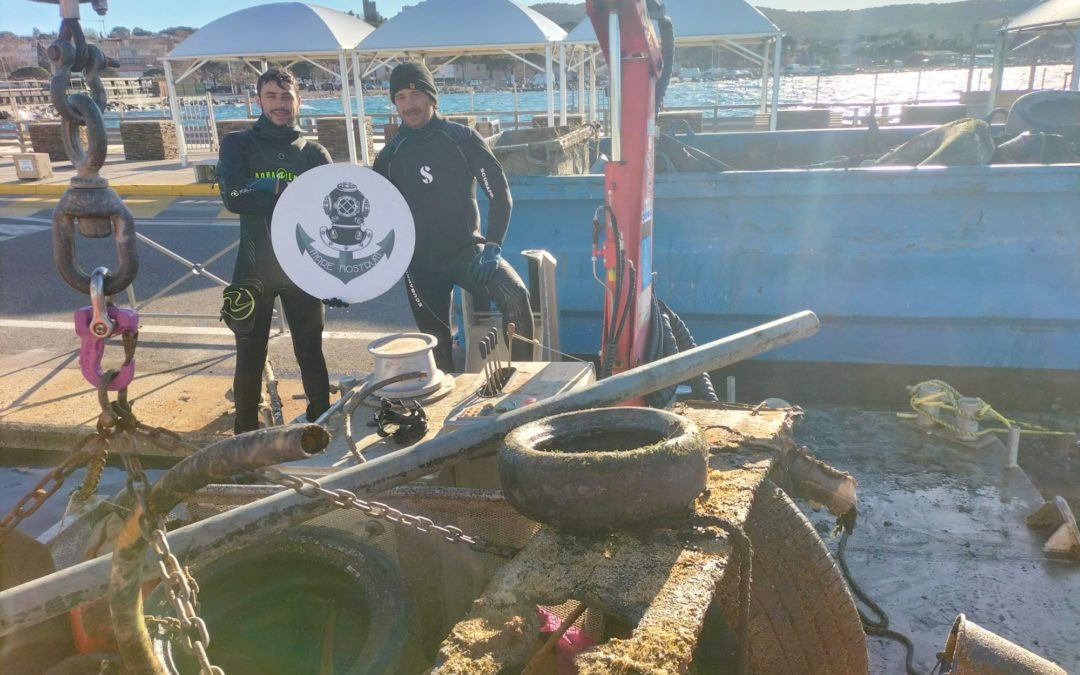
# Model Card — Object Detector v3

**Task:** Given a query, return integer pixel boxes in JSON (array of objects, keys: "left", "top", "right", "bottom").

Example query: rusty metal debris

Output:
[{"left": 108, "top": 424, "right": 329, "bottom": 674}]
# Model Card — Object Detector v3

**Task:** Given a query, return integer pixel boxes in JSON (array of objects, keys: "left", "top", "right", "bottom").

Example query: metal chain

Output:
[
  {"left": 0, "top": 433, "right": 106, "bottom": 541},
  {"left": 256, "top": 466, "right": 520, "bottom": 559},
  {"left": 47, "top": 13, "right": 112, "bottom": 184},
  {"left": 123, "top": 453, "right": 222, "bottom": 675},
  {"left": 0, "top": 374, "right": 130, "bottom": 541},
  {"left": 46, "top": 7, "right": 139, "bottom": 297},
  {"left": 71, "top": 436, "right": 109, "bottom": 503}
]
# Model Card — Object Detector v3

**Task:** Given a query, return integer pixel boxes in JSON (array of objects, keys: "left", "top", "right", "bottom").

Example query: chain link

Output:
[
  {"left": 47, "top": 11, "right": 139, "bottom": 297},
  {"left": 71, "top": 436, "right": 109, "bottom": 503},
  {"left": 0, "top": 373, "right": 160, "bottom": 542},
  {"left": 256, "top": 467, "right": 520, "bottom": 559},
  {"left": 124, "top": 453, "right": 221, "bottom": 675},
  {"left": 0, "top": 433, "right": 106, "bottom": 541}
]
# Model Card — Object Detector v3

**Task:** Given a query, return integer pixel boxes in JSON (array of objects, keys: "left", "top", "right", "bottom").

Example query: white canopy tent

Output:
[
  {"left": 989, "top": 0, "right": 1080, "bottom": 111},
  {"left": 352, "top": 0, "right": 568, "bottom": 145},
  {"left": 163, "top": 2, "right": 375, "bottom": 165},
  {"left": 563, "top": 0, "right": 784, "bottom": 129}
]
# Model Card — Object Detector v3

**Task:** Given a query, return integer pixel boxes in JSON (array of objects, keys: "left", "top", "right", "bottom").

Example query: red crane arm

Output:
[{"left": 587, "top": 0, "right": 665, "bottom": 389}]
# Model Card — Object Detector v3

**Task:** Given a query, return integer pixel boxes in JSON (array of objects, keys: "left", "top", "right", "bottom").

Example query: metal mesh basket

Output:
[{"left": 489, "top": 125, "right": 598, "bottom": 176}]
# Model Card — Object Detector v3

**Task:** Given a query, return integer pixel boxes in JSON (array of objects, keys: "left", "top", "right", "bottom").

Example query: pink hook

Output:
[{"left": 74, "top": 305, "right": 139, "bottom": 390}]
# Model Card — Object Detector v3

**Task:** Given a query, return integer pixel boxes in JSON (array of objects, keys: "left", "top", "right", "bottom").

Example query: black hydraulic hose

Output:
[
  {"left": 600, "top": 205, "right": 624, "bottom": 379},
  {"left": 836, "top": 529, "right": 920, "bottom": 675},
  {"left": 645, "top": 295, "right": 677, "bottom": 409},
  {"left": 612, "top": 262, "right": 637, "bottom": 354},
  {"left": 657, "top": 299, "right": 719, "bottom": 403}
]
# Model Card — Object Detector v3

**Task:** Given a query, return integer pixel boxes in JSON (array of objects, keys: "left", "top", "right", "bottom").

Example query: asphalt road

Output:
[{"left": 0, "top": 197, "right": 418, "bottom": 382}]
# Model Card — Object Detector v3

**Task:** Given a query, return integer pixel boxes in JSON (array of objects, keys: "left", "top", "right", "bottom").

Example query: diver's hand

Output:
[
  {"left": 246, "top": 176, "right": 283, "bottom": 195},
  {"left": 322, "top": 298, "right": 349, "bottom": 308},
  {"left": 469, "top": 243, "right": 502, "bottom": 284}
]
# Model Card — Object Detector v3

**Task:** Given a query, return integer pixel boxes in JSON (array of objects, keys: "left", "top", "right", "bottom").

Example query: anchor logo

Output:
[{"left": 294, "top": 181, "right": 395, "bottom": 284}]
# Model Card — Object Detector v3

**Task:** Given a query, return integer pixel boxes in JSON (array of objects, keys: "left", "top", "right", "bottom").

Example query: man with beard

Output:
[
  {"left": 374, "top": 61, "right": 534, "bottom": 374},
  {"left": 217, "top": 67, "right": 333, "bottom": 434}
]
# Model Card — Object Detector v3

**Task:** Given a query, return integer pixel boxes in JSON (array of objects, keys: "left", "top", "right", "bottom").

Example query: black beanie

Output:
[{"left": 390, "top": 62, "right": 439, "bottom": 106}]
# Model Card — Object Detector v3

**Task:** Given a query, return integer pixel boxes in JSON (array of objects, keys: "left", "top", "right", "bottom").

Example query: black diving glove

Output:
[{"left": 469, "top": 243, "right": 502, "bottom": 284}]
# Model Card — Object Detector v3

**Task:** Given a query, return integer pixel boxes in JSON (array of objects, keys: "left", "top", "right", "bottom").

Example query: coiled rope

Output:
[{"left": 901, "top": 379, "right": 1073, "bottom": 438}]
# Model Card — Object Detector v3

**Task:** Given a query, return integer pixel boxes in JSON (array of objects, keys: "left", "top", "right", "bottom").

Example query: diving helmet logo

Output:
[
  {"left": 271, "top": 163, "right": 414, "bottom": 304},
  {"left": 320, "top": 181, "right": 373, "bottom": 251}
]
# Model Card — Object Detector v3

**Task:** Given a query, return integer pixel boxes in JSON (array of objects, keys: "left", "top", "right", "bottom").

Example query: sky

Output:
[{"left": 7, "top": 0, "right": 951, "bottom": 36}]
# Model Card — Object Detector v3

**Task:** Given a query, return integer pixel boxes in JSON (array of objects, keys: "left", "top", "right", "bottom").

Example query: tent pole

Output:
[
  {"left": 546, "top": 43, "right": 555, "bottom": 127},
  {"left": 339, "top": 51, "right": 358, "bottom": 165},
  {"left": 1071, "top": 27, "right": 1080, "bottom": 91},
  {"left": 590, "top": 52, "right": 598, "bottom": 123},
  {"left": 351, "top": 50, "right": 370, "bottom": 165},
  {"left": 162, "top": 59, "right": 189, "bottom": 167},
  {"left": 988, "top": 30, "right": 1006, "bottom": 115},
  {"left": 559, "top": 43, "right": 568, "bottom": 126},
  {"left": 966, "top": 23, "right": 978, "bottom": 94},
  {"left": 759, "top": 42, "right": 770, "bottom": 119},
  {"left": 770, "top": 36, "right": 782, "bottom": 131},
  {"left": 578, "top": 48, "right": 586, "bottom": 115}
]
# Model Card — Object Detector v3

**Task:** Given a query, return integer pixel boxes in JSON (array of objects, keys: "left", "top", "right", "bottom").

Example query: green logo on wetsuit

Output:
[{"left": 254, "top": 168, "right": 298, "bottom": 181}]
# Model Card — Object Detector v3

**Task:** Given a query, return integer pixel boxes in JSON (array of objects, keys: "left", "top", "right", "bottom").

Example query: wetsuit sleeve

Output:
[
  {"left": 462, "top": 130, "right": 512, "bottom": 245},
  {"left": 306, "top": 142, "right": 333, "bottom": 170},
  {"left": 372, "top": 147, "right": 389, "bottom": 177},
  {"left": 217, "top": 133, "right": 279, "bottom": 215}
]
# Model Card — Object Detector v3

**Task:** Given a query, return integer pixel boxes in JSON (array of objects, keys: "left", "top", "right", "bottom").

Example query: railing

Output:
[{"left": 0, "top": 91, "right": 1040, "bottom": 157}]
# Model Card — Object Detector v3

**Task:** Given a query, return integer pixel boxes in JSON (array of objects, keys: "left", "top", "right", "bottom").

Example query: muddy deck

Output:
[
  {"left": 795, "top": 407, "right": 1080, "bottom": 673},
  {"left": 3, "top": 399, "right": 1077, "bottom": 673}
]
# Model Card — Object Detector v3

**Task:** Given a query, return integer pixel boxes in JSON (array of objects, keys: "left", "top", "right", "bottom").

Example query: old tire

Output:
[
  {"left": 1005, "top": 90, "right": 1080, "bottom": 136},
  {"left": 499, "top": 407, "right": 707, "bottom": 530},
  {"left": 150, "top": 526, "right": 421, "bottom": 675},
  {"left": 702, "top": 482, "right": 869, "bottom": 675}
]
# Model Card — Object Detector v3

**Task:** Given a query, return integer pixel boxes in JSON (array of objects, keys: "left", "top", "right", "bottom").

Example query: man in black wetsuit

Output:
[
  {"left": 217, "top": 67, "right": 332, "bottom": 434},
  {"left": 373, "top": 62, "right": 534, "bottom": 374}
]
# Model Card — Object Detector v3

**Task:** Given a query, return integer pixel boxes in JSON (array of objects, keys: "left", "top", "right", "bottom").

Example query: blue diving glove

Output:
[
  {"left": 469, "top": 243, "right": 502, "bottom": 284},
  {"left": 247, "top": 176, "right": 283, "bottom": 195}
]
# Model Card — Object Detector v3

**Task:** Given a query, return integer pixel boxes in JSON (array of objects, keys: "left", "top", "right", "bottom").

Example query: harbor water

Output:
[{"left": 2, "top": 64, "right": 1074, "bottom": 130}]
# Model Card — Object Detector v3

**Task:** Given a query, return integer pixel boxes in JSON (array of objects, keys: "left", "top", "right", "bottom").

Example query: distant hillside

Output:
[
  {"left": 531, "top": 0, "right": 1041, "bottom": 41},
  {"left": 757, "top": 0, "right": 1038, "bottom": 41}
]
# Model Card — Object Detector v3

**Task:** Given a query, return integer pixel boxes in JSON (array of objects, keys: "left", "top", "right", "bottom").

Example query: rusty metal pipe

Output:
[
  {"left": 0, "top": 310, "right": 817, "bottom": 637},
  {"left": 942, "top": 613, "right": 1066, "bottom": 675},
  {"left": 108, "top": 424, "right": 329, "bottom": 674}
]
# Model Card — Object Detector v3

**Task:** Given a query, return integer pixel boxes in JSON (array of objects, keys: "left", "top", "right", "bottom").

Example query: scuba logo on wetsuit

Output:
[
  {"left": 294, "top": 181, "right": 396, "bottom": 283},
  {"left": 254, "top": 168, "right": 298, "bottom": 182},
  {"left": 420, "top": 165, "right": 433, "bottom": 184}
]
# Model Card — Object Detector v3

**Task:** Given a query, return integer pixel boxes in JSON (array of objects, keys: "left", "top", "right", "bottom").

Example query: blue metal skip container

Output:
[{"left": 484, "top": 128, "right": 1080, "bottom": 371}]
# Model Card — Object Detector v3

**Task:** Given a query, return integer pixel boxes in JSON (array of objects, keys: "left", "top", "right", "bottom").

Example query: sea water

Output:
[
  {"left": 216, "top": 64, "right": 1075, "bottom": 120},
  {"left": 2, "top": 64, "right": 1072, "bottom": 132}
]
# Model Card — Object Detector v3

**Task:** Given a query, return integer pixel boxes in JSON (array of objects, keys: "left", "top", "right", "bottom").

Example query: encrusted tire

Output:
[
  {"left": 499, "top": 407, "right": 707, "bottom": 530},
  {"left": 149, "top": 526, "right": 423, "bottom": 675},
  {"left": 701, "top": 482, "right": 869, "bottom": 674}
]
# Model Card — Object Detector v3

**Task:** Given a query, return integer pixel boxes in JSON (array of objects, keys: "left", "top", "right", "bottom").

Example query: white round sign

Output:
[{"left": 271, "top": 163, "right": 415, "bottom": 304}]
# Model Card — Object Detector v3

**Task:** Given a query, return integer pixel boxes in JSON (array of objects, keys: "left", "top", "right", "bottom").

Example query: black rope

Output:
[{"left": 836, "top": 527, "right": 921, "bottom": 675}]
